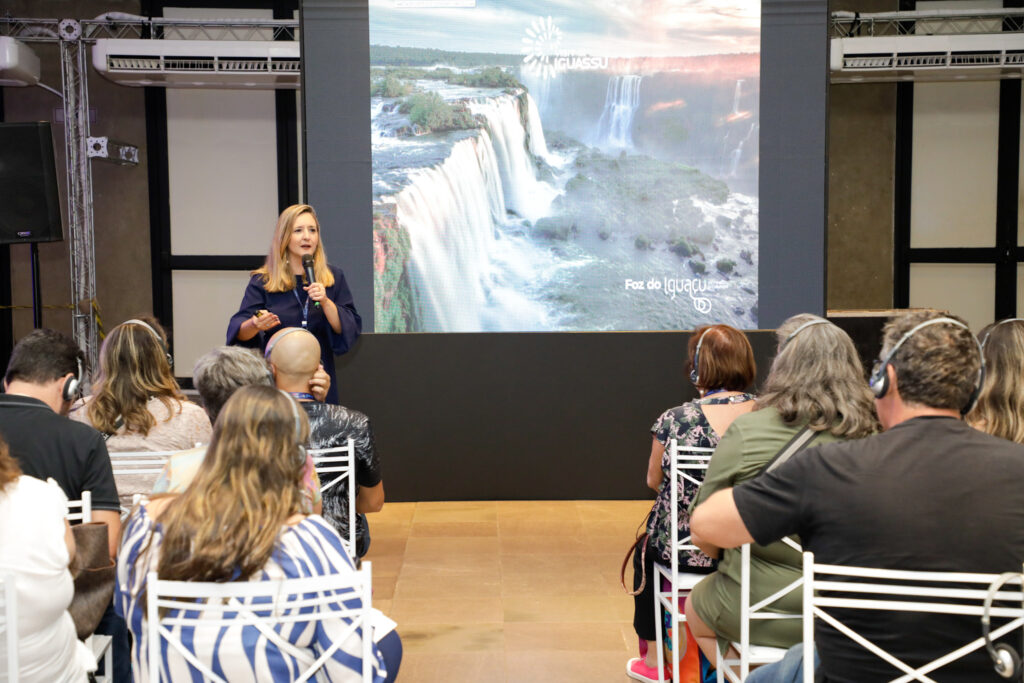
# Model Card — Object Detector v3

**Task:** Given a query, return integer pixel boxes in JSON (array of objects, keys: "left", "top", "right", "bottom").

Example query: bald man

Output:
[{"left": 268, "top": 327, "right": 385, "bottom": 557}]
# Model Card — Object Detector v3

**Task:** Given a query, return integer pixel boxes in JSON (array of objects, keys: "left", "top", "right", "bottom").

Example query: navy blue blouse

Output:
[{"left": 226, "top": 264, "right": 361, "bottom": 404}]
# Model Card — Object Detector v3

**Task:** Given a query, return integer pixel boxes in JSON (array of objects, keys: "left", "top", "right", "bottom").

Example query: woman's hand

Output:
[
  {"left": 251, "top": 309, "right": 280, "bottom": 331},
  {"left": 304, "top": 282, "right": 327, "bottom": 304}
]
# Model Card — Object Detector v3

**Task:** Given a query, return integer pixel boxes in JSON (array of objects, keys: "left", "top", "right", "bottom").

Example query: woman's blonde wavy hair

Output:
[
  {"left": 967, "top": 319, "right": 1024, "bottom": 444},
  {"left": 756, "top": 314, "right": 879, "bottom": 438},
  {"left": 149, "top": 385, "right": 309, "bottom": 583},
  {"left": 86, "top": 316, "right": 184, "bottom": 436},
  {"left": 252, "top": 204, "right": 335, "bottom": 293}
]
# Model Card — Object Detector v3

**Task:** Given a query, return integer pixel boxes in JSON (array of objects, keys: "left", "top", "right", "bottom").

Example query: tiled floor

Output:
[{"left": 364, "top": 499, "right": 653, "bottom": 682}]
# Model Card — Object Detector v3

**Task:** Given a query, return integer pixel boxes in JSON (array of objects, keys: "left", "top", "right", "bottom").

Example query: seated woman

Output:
[
  {"left": 686, "top": 314, "right": 878, "bottom": 662},
  {"left": 628, "top": 324, "right": 757, "bottom": 683},
  {"left": 70, "top": 317, "right": 212, "bottom": 502},
  {"left": 967, "top": 318, "right": 1024, "bottom": 443},
  {"left": 0, "top": 435, "right": 93, "bottom": 681},
  {"left": 115, "top": 385, "right": 400, "bottom": 682}
]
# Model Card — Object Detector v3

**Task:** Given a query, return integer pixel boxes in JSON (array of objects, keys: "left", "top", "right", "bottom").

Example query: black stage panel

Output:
[{"left": 336, "top": 331, "right": 776, "bottom": 501}]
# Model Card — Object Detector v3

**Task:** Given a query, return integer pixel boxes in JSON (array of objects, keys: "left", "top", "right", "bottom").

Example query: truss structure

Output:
[
  {"left": 832, "top": 8, "right": 1024, "bottom": 38},
  {"left": 0, "top": 15, "right": 298, "bottom": 373}
]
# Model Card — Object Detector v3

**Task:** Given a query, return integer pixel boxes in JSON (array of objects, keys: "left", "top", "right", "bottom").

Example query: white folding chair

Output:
[
  {"left": 653, "top": 439, "right": 716, "bottom": 682},
  {"left": 146, "top": 562, "right": 375, "bottom": 683},
  {"left": 715, "top": 538, "right": 804, "bottom": 682},
  {"left": 66, "top": 490, "right": 93, "bottom": 523},
  {"left": 108, "top": 450, "right": 177, "bottom": 516},
  {"left": 0, "top": 573, "right": 17, "bottom": 683},
  {"left": 310, "top": 440, "right": 358, "bottom": 559},
  {"left": 802, "top": 552, "right": 1024, "bottom": 683}
]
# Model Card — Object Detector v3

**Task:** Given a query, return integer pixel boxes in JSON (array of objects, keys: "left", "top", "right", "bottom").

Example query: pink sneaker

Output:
[{"left": 626, "top": 657, "right": 668, "bottom": 683}]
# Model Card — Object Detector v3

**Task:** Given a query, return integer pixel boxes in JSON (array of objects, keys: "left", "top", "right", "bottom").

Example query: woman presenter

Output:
[{"left": 227, "top": 204, "right": 361, "bottom": 404}]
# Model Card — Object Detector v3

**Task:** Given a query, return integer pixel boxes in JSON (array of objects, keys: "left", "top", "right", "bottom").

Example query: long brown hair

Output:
[
  {"left": 0, "top": 436, "right": 21, "bottom": 494},
  {"left": 968, "top": 319, "right": 1024, "bottom": 443},
  {"left": 757, "top": 314, "right": 878, "bottom": 438},
  {"left": 86, "top": 317, "right": 185, "bottom": 436},
  {"left": 152, "top": 385, "right": 309, "bottom": 583},
  {"left": 251, "top": 204, "right": 335, "bottom": 293}
]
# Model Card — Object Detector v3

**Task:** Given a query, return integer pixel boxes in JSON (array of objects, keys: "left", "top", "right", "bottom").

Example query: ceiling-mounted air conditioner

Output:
[
  {"left": 830, "top": 33, "right": 1024, "bottom": 83},
  {"left": 0, "top": 36, "right": 41, "bottom": 87},
  {"left": 91, "top": 38, "right": 300, "bottom": 89}
]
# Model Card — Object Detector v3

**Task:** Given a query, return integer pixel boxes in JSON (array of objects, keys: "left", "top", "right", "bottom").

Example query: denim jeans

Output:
[{"left": 744, "top": 644, "right": 818, "bottom": 683}]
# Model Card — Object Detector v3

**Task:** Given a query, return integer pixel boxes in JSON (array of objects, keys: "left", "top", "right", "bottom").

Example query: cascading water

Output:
[
  {"left": 729, "top": 122, "right": 757, "bottom": 177},
  {"left": 467, "top": 94, "right": 557, "bottom": 222},
  {"left": 731, "top": 79, "right": 743, "bottom": 116},
  {"left": 596, "top": 75, "right": 642, "bottom": 149}
]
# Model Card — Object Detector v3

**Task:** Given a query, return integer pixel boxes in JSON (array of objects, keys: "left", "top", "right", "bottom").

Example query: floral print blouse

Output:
[{"left": 647, "top": 393, "right": 755, "bottom": 568}]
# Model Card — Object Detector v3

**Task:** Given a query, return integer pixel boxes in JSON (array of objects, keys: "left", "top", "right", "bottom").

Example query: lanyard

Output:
[
  {"left": 288, "top": 392, "right": 316, "bottom": 401},
  {"left": 293, "top": 289, "right": 310, "bottom": 328}
]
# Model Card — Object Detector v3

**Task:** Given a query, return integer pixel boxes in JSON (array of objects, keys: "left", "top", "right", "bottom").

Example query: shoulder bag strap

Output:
[{"left": 762, "top": 425, "right": 819, "bottom": 475}]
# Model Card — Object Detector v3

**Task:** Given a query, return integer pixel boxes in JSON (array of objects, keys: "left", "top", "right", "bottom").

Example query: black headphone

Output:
[
  {"left": 62, "top": 355, "right": 84, "bottom": 402},
  {"left": 869, "top": 317, "right": 985, "bottom": 415},
  {"left": 981, "top": 318, "right": 1024, "bottom": 349},
  {"left": 123, "top": 319, "right": 173, "bottom": 369},
  {"left": 690, "top": 328, "right": 712, "bottom": 385},
  {"left": 982, "top": 572, "right": 1023, "bottom": 680}
]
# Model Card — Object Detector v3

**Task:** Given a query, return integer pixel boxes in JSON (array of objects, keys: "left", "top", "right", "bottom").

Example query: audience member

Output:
[
  {"left": 0, "top": 434, "right": 93, "bottom": 681},
  {"left": 692, "top": 310, "right": 1024, "bottom": 682},
  {"left": 152, "top": 345, "right": 324, "bottom": 515},
  {"left": 627, "top": 324, "right": 756, "bottom": 683},
  {"left": 967, "top": 317, "right": 1024, "bottom": 443},
  {"left": 267, "top": 327, "right": 384, "bottom": 557},
  {"left": 685, "top": 314, "right": 878, "bottom": 662},
  {"left": 117, "top": 385, "right": 401, "bottom": 681}
]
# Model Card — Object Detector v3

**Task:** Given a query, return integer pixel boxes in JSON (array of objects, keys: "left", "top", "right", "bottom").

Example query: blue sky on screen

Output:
[{"left": 368, "top": 0, "right": 760, "bottom": 57}]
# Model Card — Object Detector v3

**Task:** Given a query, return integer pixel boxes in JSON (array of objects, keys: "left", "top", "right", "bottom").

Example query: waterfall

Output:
[
  {"left": 596, "top": 75, "right": 642, "bottom": 149},
  {"left": 732, "top": 79, "right": 743, "bottom": 116},
  {"left": 467, "top": 94, "right": 557, "bottom": 222},
  {"left": 524, "top": 93, "right": 552, "bottom": 161},
  {"left": 729, "top": 122, "right": 757, "bottom": 177}
]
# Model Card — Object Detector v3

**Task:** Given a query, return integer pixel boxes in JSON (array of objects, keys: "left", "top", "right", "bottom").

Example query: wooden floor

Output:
[{"left": 364, "top": 500, "right": 653, "bottom": 682}]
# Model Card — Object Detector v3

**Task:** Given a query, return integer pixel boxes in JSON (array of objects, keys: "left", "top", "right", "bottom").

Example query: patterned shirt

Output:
[
  {"left": 647, "top": 393, "right": 755, "bottom": 567},
  {"left": 115, "top": 501, "right": 387, "bottom": 682}
]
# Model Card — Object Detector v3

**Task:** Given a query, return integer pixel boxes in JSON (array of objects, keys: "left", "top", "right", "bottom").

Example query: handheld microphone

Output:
[{"left": 301, "top": 254, "right": 321, "bottom": 308}]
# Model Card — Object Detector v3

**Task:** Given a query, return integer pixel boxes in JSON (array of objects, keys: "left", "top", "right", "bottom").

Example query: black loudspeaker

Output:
[{"left": 0, "top": 122, "right": 64, "bottom": 245}]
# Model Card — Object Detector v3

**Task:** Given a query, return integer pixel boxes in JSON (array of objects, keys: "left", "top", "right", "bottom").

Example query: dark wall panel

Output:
[{"left": 337, "top": 331, "right": 777, "bottom": 501}]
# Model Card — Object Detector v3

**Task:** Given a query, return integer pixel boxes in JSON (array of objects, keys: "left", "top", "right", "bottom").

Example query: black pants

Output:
[{"left": 632, "top": 534, "right": 660, "bottom": 641}]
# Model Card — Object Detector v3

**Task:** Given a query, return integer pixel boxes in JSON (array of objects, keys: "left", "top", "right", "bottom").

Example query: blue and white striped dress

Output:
[{"left": 115, "top": 501, "right": 387, "bottom": 682}]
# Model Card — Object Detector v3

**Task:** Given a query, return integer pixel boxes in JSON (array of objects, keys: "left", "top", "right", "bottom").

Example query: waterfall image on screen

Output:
[{"left": 370, "top": 1, "right": 760, "bottom": 332}]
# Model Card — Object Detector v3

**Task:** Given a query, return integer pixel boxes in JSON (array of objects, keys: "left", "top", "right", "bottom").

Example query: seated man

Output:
[
  {"left": 691, "top": 310, "right": 1024, "bottom": 683},
  {"left": 153, "top": 346, "right": 328, "bottom": 515},
  {"left": 267, "top": 327, "right": 384, "bottom": 557}
]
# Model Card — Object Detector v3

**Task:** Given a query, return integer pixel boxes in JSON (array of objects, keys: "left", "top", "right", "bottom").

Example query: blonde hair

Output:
[
  {"left": 151, "top": 385, "right": 309, "bottom": 583},
  {"left": 87, "top": 317, "right": 184, "bottom": 436},
  {"left": 251, "top": 204, "right": 335, "bottom": 293},
  {"left": 967, "top": 319, "right": 1024, "bottom": 443},
  {"left": 757, "top": 314, "right": 878, "bottom": 438}
]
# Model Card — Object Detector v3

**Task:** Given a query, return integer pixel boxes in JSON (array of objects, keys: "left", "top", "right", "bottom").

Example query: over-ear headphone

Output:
[
  {"left": 690, "top": 328, "right": 712, "bottom": 385},
  {"left": 62, "top": 355, "right": 83, "bottom": 402},
  {"left": 264, "top": 327, "right": 306, "bottom": 360},
  {"left": 869, "top": 317, "right": 985, "bottom": 415},
  {"left": 782, "top": 318, "right": 832, "bottom": 349},
  {"left": 982, "top": 572, "right": 1023, "bottom": 680},
  {"left": 123, "top": 319, "right": 173, "bottom": 369},
  {"left": 981, "top": 318, "right": 1024, "bottom": 349},
  {"left": 279, "top": 389, "right": 307, "bottom": 464}
]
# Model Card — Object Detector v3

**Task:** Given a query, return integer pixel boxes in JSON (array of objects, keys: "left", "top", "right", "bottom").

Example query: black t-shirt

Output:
[
  {"left": 0, "top": 394, "right": 120, "bottom": 512},
  {"left": 733, "top": 416, "right": 1024, "bottom": 683}
]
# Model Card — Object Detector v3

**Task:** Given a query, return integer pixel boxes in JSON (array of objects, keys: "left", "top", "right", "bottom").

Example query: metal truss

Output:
[
  {"left": 832, "top": 8, "right": 1024, "bottom": 38},
  {"left": 0, "top": 14, "right": 297, "bottom": 373}
]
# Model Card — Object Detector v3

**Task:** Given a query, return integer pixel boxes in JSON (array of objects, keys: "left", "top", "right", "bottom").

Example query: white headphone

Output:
[
  {"left": 62, "top": 355, "right": 84, "bottom": 402},
  {"left": 122, "top": 318, "right": 173, "bottom": 368}
]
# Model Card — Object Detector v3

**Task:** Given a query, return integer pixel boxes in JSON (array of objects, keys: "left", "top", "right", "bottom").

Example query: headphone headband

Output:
[
  {"left": 981, "top": 318, "right": 1024, "bottom": 348},
  {"left": 783, "top": 318, "right": 831, "bottom": 347},
  {"left": 122, "top": 318, "right": 173, "bottom": 368},
  {"left": 690, "top": 327, "right": 713, "bottom": 385},
  {"left": 264, "top": 327, "right": 307, "bottom": 360}
]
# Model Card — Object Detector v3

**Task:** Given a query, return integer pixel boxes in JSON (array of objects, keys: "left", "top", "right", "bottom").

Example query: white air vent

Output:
[
  {"left": 0, "top": 36, "right": 41, "bottom": 87},
  {"left": 92, "top": 38, "right": 299, "bottom": 89},
  {"left": 831, "top": 33, "right": 1024, "bottom": 82}
]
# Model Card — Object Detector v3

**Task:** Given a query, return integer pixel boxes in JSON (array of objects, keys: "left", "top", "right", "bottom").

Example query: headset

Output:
[
  {"left": 62, "top": 355, "right": 84, "bottom": 402},
  {"left": 982, "top": 572, "right": 1023, "bottom": 679},
  {"left": 278, "top": 389, "right": 307, "bottom": 464},
  {"left": 981, "top": 318, "right": 1024, "bottom": 349},
  {"left": 264, "top": 327, "right": 307, "bottom": 361},
  {"left": 122, "top": 318, "right": 173, "bottom": 369},
  {"left": 782, "top": 318, "right": 832, "bottom": 349},
  {"left": 689, "top": 328, "right": 713, "bottom": 385},
  {"left": 869, "top": 317, "right": 985, "bottom": 415}
]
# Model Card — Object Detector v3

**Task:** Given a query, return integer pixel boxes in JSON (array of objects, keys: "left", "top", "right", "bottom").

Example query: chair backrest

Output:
[
  {"left": 668, "top": 437, "right": 715, "bottom": 575},
  {"left": 801, "top": 551, "right": 1024, "bottom": 683},
  {"left": 310, "top": 441, "right": 357, "bottom": 558},
  {"left": 147, "top": 562, "right": 375, "bottom": 683},
  {"left": 108, "top": 450, "right": 178, "bottom": 477},
  {"left": 67, "top": 490, "right": 92, "bottom": 523},
  {"left": 0, "top": 573, "right": 17, "bottom": 683}
]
